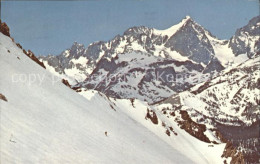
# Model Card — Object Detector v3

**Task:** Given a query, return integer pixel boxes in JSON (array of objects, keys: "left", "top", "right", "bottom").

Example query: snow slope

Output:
[
  {"left": 0, "top": 33, "right": 225, "bottom": 163},
  {"left": 108, "top": 97, "right": 227, "bottom": 164}
]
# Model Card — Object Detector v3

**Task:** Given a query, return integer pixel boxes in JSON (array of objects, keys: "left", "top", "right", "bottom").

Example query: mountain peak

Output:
[
  {"left": 183, "top": 15, "right": 192, "bottom": 21},
  {"left": 70, "top": 42, "right": 84, "bottom": 51},
  {"left": 123, "top": 26, "right": 152, "bottom": 36},
  {"left": 153, "top": 16, "right": 194, "bottom": 37},
  {"left": 72, "top": 41, "right": 83, "bottom": 47}
]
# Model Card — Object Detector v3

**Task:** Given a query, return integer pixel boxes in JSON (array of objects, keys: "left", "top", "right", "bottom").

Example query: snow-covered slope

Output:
[
  {"left": 79, "top": 90, "right": 229, "bottom": 164},
  {"left": 0, "top": 32, "right": 228, "bottom": 163}
]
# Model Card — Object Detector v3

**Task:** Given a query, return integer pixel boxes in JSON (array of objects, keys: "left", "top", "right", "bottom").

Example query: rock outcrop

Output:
[{"left": 0, "top": 20, "right": 10, "bottom": 37}]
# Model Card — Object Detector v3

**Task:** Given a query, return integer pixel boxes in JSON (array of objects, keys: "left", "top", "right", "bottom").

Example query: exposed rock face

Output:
[
  {"left": 25, "top": 50, "right": 46, "bottom": 69},
  {"left": 177, "top": 110, "right": 210, "bottom": 143},
  {"left": 145, "top": 108, "right": 158, "bottom": 124},
  {"left": 165, "top": 18, "right": 215, "bottom": 64},
  {"left": 202, "top": 57, "right": 225, "bottom": 74},
  {"left": 229, "top": 15, "right": 260, "bottom": 58},
  {"left": 0, "top": 93, "right": 8, "bottom": 102},
  {"left": 222, "top": 141, "right": 245, "bottom": 164},
  {"left": 0, "top": 20, "right": 10, "bottom": 37},
  {"left": 62, "top": 79, "right": 71, "bottom": 88},
  {"left": 216, "top": 120, "right": 260, "bottom": 164}
]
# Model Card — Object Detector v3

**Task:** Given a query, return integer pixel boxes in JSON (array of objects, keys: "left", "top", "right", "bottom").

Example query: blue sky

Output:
[{"left": 2, "top": 0, "right": 259, "bottom": 55}]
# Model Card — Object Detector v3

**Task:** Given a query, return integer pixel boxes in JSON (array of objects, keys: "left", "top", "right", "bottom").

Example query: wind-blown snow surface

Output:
[{"left": 0, "top": 33, "right": 226, "bottom": 163}]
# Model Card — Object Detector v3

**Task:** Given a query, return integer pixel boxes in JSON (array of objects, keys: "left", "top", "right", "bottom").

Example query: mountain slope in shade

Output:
[
  {"left": 0, "top": 31, "right": 229, "bottom": 163},
  {"left": 163, "top": 16, "right": 215, "bottom": 64},
  {"left": 229, "top": 15, "right": 260, "bottom": 58},
  {"left": 202, "top": 57, "right": 225, "bottom": 74}
]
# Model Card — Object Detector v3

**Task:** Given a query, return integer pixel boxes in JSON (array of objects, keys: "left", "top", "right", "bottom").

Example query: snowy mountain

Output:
[
  {"left": 39, "top": 16, "right": 259, "bottom": 104},
  {"left": 38, "top": 16, "right": 222, "bottom": 84},
  {"left": 229, "top": 16, "right": 260, "bottom": 58},
  {"left": 0, "top": 30, "right": 231, "bottom": 163}
]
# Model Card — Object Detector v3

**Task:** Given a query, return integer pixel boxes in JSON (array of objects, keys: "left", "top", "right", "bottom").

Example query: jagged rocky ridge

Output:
[
  {"left": 229, "top": 16, "right": 260, "bottom": 58},
  {"left": 38, "top": 16, "right": 222, "bottom": 83},
  {"left": 39, "top": 41, "right": 104, "bottom": 83},
  {"left": 39, "top": 16, "right": 259, "bottom": 103}
]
